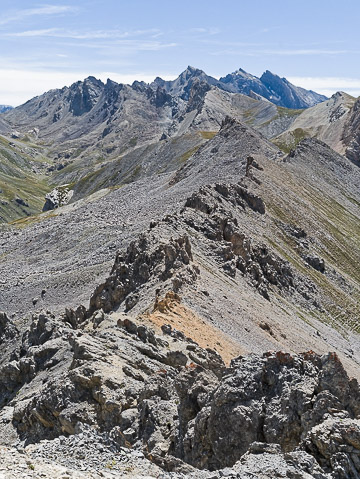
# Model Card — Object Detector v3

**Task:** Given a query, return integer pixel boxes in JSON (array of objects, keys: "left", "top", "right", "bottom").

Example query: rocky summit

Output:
[{"left": 0, "top": 67, "right": 359, "bottom": 478}]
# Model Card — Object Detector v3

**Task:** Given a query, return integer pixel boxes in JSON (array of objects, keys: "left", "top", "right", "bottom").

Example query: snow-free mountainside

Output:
[{"left": 0, "top": 66, "right": 360, "bottom": 478}]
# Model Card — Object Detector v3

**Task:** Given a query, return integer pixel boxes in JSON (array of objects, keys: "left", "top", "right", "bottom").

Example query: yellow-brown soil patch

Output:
[{"left": 141, "top": 291, "right": 244, "bottom": 365}]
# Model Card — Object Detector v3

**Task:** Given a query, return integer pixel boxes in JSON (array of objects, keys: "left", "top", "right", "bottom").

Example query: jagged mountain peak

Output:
[
  {"left": 177, "top": 65, "right": 205, "bottom": 83},
  {"left": 261, "top": 70, "right": 293, "bottom": 87},
  {"left": 177, "top": 65, "right": 215, "bottom": 83},
  {"left": 155, "top": 66, "right": 229, "bottom": 100},
  {"left": 65, "top": 76, "right": 104, "bottom": 93},
  {"left": 261, "top": 69, "right": 281, "bottom": 79},
  {"left": 220, "top": 67, "right": 327, "bottom": 109},
  {"left": 104, "top": 77, "right": 121, "bottom": 89},
  {"left": 184, "top": 64, "right": 202, "bottom": 74},
  {"left": 234, "top": 67, "right": 259, "bottom": 79},
  {"left": 83, "top": 75, "right": 104, "bottom": 85}
]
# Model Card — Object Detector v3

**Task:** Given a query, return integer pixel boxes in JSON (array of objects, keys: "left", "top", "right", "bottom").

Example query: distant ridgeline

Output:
[{"left": 0, "top": 105, "right": 13, "bottom": 113}]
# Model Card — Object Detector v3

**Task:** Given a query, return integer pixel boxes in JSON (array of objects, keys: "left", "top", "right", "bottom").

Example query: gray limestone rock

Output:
[
  {"left": 88, "top": 233, "right": 199, "bottom": 314},
  {"left": 43, "top": 185, "right": 74, "bottom": 211},
  {"left": 0, "top": 304, "right": 358, "bottom": 478}
]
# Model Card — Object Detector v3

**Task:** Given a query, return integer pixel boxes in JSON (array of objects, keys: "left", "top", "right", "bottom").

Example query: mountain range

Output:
[
  {"left": 0, "top": 66, "right": 359, "bottom": 478},
  {"left": 1, "top": 65, "right": 359, "bottom": 224},
  {"left": 152, "top": 66, "right": 327, "bottom": 108}
]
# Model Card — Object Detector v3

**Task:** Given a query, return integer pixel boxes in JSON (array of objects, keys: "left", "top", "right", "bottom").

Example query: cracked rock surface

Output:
[{"left": 0, "top": 303, "right": 359, "bottom": 478}]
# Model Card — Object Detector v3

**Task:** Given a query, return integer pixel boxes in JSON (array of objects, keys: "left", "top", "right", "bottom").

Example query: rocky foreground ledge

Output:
[{"left": 0, "top": 308, "right": 359, "bottom": 478}]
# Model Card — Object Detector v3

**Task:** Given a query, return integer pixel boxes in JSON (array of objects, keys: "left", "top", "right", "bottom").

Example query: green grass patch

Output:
[
  {"left": 177, "top": 145, "right": 202, "bottom": 165},
  {"left": 276, "top": 106, "right": 304, "bottom": 118},
  {"left": 272, "top": 128, "right": 309, "bottom": 153},
  {"left": 199, "top": 131, "right": 217, "bottom": 140}
]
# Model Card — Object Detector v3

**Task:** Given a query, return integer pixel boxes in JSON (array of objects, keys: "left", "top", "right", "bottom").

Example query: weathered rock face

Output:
[
  {"left": 0, "top": 305, "right": 359, "bottom": 478},
  {"left": 0, "top": 312, "right": 18, "bottom": 343},
  {"left": 305, "top": 415, "right": 360, "bottom": 478},
  {"left": 219, "top": 68, "right": 327, "bottom": 108},
  {"left": 305, "top": 254, "right": 326, "bottom": 273},
  {"left": 67, "top": 77, "right": 103, "bottom": 117},
  {"left": 4, "top": 311, "right": 224, "bottom": 455},
  {"left": 185, "top": 78, "right": 212, "bottom": 113},
  {"left": 186, "top": 350, "right": 359, "bottom": 470},
  {"left": 89, "top": 233, "right": 199, "bottom": 314},
  {"left": 42, "top": 185, "right": 74, "bottom": 211},
  {"left": 183, "top": 182, "right": 319, "bottom": 305},
  {"left": 185, "top": 182, "right": 266, "bottom": 215}
]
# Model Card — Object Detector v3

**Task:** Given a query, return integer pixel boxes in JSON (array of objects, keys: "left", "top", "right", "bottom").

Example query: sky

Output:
[{"left": 1, "top": 0, "right": 360, "bottom": 106}]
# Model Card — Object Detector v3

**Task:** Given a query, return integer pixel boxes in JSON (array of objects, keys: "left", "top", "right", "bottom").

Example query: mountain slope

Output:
[
  {"left": 0, "top": 134, "right": 50, "bottom": 222},
  {"left": 0, "top": 74, "right": 304, "bottom": 207},
  {"left": 2, "top": 77, "right": 176, "bottom": 163},
  {"left": 220, "top": 68, "right": 327, "bottom": 108},
  {"left": 1, "top": 114, "right": 360, "bottom": 477},
  {"left": 343, "top": 96, "right": 360, "bottom": 166},
  {"left": 261, "top": 70, "right": 328, "bottom": 108},
  {"left": 274, "top": 91, "right": 356, "bottom": 153},
  {"left": 1, "top": 119, "right": 359, "bottom": 378}
]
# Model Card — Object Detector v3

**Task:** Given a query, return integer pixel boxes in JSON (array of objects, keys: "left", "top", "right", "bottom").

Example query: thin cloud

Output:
[
  {"left": 3, "top": 27, "right": 177, "bottom": 53},
  {"left": 0, "top": 5, "right": 77, "bottom": 26},
  {"left": 210, "top": 49, "right": 349, "bottom": 56},
  {"left": 261, "top": 49, "right": 349, "bottom": 55},
  {"left": 5, "top": 28, "right": 163, "bottom": 40},
  {"left": 6, "top": 28, "right": 59, "bottom": 37},
  {"left": 189, "top": 27, "right": 221, "bottom": 35},
  {"left": 53, "top": 39, "right": 178, "bottom": 53}
]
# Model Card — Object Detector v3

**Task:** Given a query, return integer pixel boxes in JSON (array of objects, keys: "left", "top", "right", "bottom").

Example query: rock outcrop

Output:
[
  {"left": 183, "top": 182, "right": 318, "bottom": 304},
  {"left": 89, "top": 233, "right": 199, "bottom": 314},
  {"left": 42, "top": 185, "right": 74, "bottom": 211},
  {"left": 0, "top": 307, "right": 359, "bottom": 478},
  {"left": 186, "top": 350, "right": 359, "bottom": 470}
]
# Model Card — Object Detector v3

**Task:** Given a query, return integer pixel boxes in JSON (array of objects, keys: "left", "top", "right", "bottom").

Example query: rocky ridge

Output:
[
  {"left": 343, "top": 96, "right": 360, "bottom": 166},
  {"left": 1, "top": 119, "right": 360, "bottom": 372}
]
